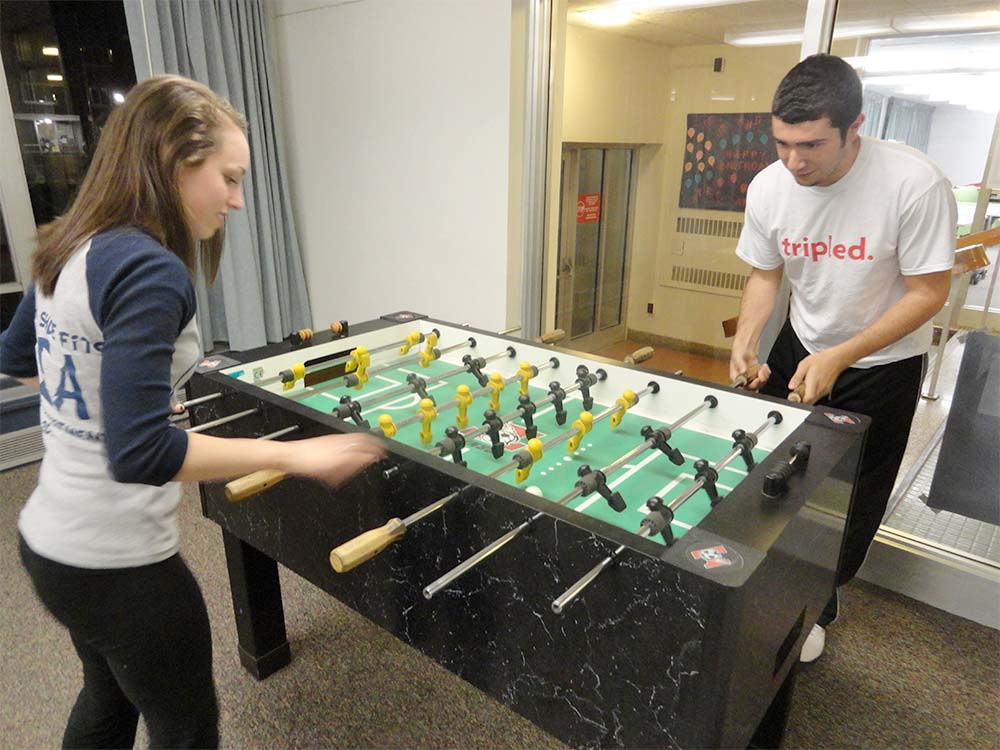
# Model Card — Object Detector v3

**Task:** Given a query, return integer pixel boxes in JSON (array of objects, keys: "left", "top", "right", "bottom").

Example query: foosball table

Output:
[{"left": 187, "top": 312, "right": 868, "bottom": 749}]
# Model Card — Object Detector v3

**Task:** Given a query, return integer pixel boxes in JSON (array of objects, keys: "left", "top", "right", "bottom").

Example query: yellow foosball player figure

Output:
[
  {"left": 454, "top": 384, "right": 474, "bottom": 428},
  {"left": 486, "top": 371, "right": 505, "bottom": 411},
  {"left": 418, "top": 398, "right": 438, "bottom": 445}
]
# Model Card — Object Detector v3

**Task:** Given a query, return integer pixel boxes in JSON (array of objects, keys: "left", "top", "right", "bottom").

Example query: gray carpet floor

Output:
[{"left": 2, "top": 461, "right": 998, "bottom": 749}]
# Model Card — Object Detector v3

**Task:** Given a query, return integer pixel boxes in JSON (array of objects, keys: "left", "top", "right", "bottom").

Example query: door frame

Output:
[
  {"left": 0, "top": 48, "right": 39, "bottom": 295},
  {"left": 556, "top": 143, "right": 638, "bottom": 352}
]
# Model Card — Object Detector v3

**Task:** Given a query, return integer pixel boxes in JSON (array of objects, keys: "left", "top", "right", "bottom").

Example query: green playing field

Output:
[{"left": 273, "top": 358, "right": 768, "bottom": 545}]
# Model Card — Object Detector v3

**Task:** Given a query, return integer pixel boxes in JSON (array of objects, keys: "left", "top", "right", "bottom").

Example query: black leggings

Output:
[
  {"left": 19, "top": 535, "right": 218, "bottom": 749},
  {"left": 762, "top": 321, "right": 924, "bottom": 594}
]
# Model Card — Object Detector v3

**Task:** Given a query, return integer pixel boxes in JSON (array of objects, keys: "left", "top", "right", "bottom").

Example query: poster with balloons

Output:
[{"left": 678, "top": 112, "right": 777, "bottom": 212}]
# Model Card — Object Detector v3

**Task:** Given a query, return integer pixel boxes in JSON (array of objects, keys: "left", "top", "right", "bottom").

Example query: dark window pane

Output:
[{"left": 1, "top": 0, "right": 136, "bottom": 226}]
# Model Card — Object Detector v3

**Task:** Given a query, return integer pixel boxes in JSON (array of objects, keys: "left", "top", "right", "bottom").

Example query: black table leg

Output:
[
  {"left": 222, "top": 529, "right": 291, "bottom": 680},
  {"left": 748, "top": 663, "right": 798, "bottom": 749}
]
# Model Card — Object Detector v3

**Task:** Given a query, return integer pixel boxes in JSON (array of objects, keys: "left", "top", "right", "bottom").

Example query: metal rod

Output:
[
  {"left": 551, "top": 542, "right": 628, "bottom": 615},
  {"left": 538, "top": 407, "right": 608, "bottom": 451},
  {"left": 430, "top": 376, "right": 578, "bottom": 450},
  {"left": 533, "top": 382, "right": 656, "bottom": 455},
  {"left": 424, "top": 480, "right": 586, "bottom": 599},
  {"left": 600, "top": 441, "right": 657, "bottom": 478},
  {"left": 181, "top": 392, "right": 222, "bottom": 409},
  {"left": 355, "top": 338, "right": 475, "bottom": 383},
  {"left": 423, "top": 400, "right": 724, "bottom": 599},
  {"left": 402, "top": 461, "right": 518, "bottom": 527},
  {"left": 425, "top": 483, "right": 602, "bottom": 601},
  {"left": 667, "top": 416, "right": 777, "bottom": 513},
  {"left": 556, "top": 420, "right": 768, "bottom": 613},
  {"left": 423, "top": 389, "right": 713, "bottom": 599},
  {"left": 186, "top": 407, "right": 258, "bottom": 433},
  {"left": 600, "top": 397, "right": 715, "bottom": 478},
  {"left": 290, "top": 338, "right": 475, "bottom": 400},
  {"left": 257, "top": 425, "right": 299, "bottom": 441},
  {"left": 423, "top": 517, "right": 538, "bottom": 599},
  {"left": 403, "top": 356, "right": 557, "bottom": 448},
  {"left": 255, "top": 334, "right": 422, "bottom": 387},
  {"left": 335, "top": 343, "right": 488, "bottom": 415},
  {"left": 377, "top": 349, "right": 518, "bottom": 430},
  {"left": 551, "top": 412, "right": 777, "bottom": 614},
  {"left": 923, "top": 277, "right": 969, "bottom": 400},
  {"left": 426, "top": 461, "right": 614, "bottom": 598}
]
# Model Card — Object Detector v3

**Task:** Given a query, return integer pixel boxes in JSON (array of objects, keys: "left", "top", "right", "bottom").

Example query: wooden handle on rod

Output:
[
  {"left": 731, "top": 363, "right": 761, "bottom": 388},
  {"left": 536, "top": 328, "right": 566, "bottom": 344},
  {"left": 624, "top": 346, "right": 654, "bottom": 365},
  {"left": 225, "top": 469, "right": 289, "bottom": 502},
  {"left": 330, "top": 518, "right": 407, "bottom": 572}
]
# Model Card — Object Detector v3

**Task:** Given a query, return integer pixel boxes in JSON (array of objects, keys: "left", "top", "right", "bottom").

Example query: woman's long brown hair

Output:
[{"left": 32, "top": 75, "right": 247, "bottom": 295}]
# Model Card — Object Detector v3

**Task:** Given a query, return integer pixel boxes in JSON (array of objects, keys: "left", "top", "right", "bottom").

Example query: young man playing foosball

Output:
[{"left": 729, "top": 54, "right": 956, "bottom": 661}]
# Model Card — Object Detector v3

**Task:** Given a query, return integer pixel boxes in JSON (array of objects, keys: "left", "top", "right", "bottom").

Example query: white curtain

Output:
[
  {"left": 124, "top": 0, "right": 312, "bottom": 351},
  {"left": 882, "top": 97, "right": 935, "bottom": 153},
  {"left": 860, "top": 90, "right": 887, "bottom": 138}
]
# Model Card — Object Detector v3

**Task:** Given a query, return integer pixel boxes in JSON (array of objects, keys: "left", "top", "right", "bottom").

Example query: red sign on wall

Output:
[{"left": 577, "top": 193, "right": 601, "bottom": 223}]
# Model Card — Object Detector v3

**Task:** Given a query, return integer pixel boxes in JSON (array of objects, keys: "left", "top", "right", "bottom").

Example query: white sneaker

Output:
[{"left": 800, "top": 623, "right": 826, "bottom": 663}]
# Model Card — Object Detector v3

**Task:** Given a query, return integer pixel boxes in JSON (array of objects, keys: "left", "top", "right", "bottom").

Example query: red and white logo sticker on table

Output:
[
  {"left": 691, "top": 545, "right": 739, "bottom": 569},
  {"left": 462, "top": 422, "right": 544, "bottom": 452},
  {"left": 824, "top": 412, "right": 858, "bottom": 425}
]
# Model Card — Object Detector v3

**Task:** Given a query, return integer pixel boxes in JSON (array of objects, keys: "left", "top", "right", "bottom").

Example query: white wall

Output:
[
  {"left": 271, "top": 0, "right": 512, "bottom": 331},
  {"left": 926, "top": 106, "right": 997, "bottom": 186}
]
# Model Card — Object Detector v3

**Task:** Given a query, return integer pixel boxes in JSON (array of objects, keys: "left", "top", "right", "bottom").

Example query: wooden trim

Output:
[{"left": 956, "top": 225, "right": 1000, "bottom": 251}]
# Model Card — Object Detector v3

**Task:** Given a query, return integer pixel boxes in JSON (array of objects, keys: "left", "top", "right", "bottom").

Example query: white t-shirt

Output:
[{"left": 736, "top": 137, "right": 956, "bottom": 368}]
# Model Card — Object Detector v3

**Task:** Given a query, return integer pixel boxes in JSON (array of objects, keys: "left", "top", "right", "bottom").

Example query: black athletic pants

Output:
[
  {"left": 761, "top": 321, "right": 925, "bottom": 626},
  {"left": 19, "top": 535, "right": 218, "bottom": 749}
]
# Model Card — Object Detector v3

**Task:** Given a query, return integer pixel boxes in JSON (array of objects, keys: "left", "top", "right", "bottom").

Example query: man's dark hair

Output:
[{"left": 771, "top": 54, "right": 863, "bottom": 143}]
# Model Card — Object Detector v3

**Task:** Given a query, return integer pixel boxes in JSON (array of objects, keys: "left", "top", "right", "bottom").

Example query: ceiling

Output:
[
  {"left": 566, "top": 0, "right": 1000, "bottom": 111},
  {"left": 566, "top": 0, "right": 1000, "bottom": 47}
]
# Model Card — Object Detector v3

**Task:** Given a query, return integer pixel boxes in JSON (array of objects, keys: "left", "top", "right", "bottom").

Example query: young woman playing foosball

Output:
[{"left": 0, "top": 74, "right": 382, "bottom": 748}]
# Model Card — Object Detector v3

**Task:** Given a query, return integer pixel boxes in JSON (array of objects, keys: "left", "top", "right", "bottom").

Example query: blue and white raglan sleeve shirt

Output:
[{"left": 0, "top": 228, "right": 202, "bottom": 568}]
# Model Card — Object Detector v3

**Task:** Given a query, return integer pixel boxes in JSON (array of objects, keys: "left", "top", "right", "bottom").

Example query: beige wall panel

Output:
[
  {"left": 562, "top": 25, "right": 672, "bottom": 145},
  {"left": 647, "top": 44, "right": 799, "bottom": 351}
]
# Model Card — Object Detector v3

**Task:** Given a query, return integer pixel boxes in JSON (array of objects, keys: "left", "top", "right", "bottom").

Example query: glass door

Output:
[{"left": 556, "top": 145, "right": 635, "bottom": 351}]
